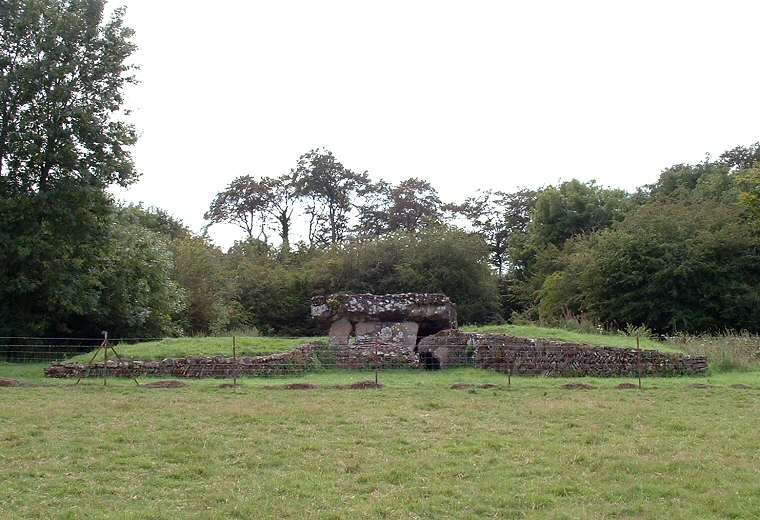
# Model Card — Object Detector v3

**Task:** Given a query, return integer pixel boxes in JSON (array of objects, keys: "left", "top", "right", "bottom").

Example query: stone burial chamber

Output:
[{"left": 311, "top": 293, "right": 458, "bottom": 355}]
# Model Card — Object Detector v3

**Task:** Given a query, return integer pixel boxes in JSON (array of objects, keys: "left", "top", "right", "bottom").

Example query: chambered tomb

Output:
[{"left": 311, "top": 293, "right": 457, "bottom": 368}]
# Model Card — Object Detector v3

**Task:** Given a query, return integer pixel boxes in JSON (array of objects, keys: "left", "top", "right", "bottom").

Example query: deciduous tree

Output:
[{"left": 293, "top": 148, "right": 369, "bottom": 246}]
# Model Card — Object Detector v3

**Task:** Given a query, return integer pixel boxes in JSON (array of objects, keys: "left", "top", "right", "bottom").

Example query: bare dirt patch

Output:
[
  {"left": 616, "top": 382, "right": 639, "bottom": 389},
  {"left": 0, "top": 378, "right": 40, "bottom": 387},
  {"left": 263, "top": 382, "right": 318, "bottom": 390},
  {"left": 348, "top": 380, "right": 383, "bottom": 389},
  {"left": 219, "top": 383, "right": 242, "bottom": 389},
  {"left": 688, "top": 383, "right": 712, "bottom": 389},
  {"left": 330, "top": 380, "right": 384, "bottom": 389},
  {"left": 144, "top": 380, "right": 188, "bottom": 389},
  {"left": 730, "top": 383, "right": 753, "bottom": 389},
  {"left": 450, "top": 383, "right": 500, "bottom": 390},
  {"left": 562, "top": 382, "right": 594, "bottom": 390}
]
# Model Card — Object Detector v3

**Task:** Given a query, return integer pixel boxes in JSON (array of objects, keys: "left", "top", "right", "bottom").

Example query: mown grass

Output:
[
  {"left": 2, "top": 370, "right": 760, "bottom": 519},
  {"left": 462, "top": 324, "right": 674, "bottom": 351},
  {"left": 66, "top": 324, "right": 673, "bottom": 366},
  {"left": 3, "top": 328, "right": 760, "bottom": 518},
  {"left": 65, "top": 336, "right": 327, "bottom": 364}
]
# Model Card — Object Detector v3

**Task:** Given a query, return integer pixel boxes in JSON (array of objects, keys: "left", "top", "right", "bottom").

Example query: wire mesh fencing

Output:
[{"left": 2, "top": 334, "right": 710, "bottom": 383}]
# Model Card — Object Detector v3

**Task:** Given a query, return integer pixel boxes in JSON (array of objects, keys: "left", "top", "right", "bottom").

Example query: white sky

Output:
[{"left": 109, "top": 0, "right": 760, "bottom": 249}]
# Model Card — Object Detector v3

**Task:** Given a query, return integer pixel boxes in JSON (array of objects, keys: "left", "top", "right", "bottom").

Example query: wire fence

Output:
[
  {"left": 0, "top": 336, "right": 163, "bottom": 363},
  {"left": 1, "top": 335, "right": 709, "bottom": 383}
]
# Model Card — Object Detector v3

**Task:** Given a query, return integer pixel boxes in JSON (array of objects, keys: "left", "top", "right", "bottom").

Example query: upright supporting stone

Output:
[
  {"left": 355, "top": 321, "right": 419, "bottom": 350},
  {"left": 329, "top": 319, "right": 353, "bottom": 346}
]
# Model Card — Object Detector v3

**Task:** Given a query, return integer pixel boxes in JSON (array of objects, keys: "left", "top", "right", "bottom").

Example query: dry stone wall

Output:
[
  {"left": 46, "top": 333, "right": 710, "bottom": 379},
  {"left": 45, "top": 343, "right": 320, "bottom": 379},
  {"left": 418, "top": 330, "right": 708, "bottom": 376}
]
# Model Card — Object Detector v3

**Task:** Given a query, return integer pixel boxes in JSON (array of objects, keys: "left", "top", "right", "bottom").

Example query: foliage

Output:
[
  {"left": 307, "top": 227, "right": 502, "bottom": 325},
  {"left": 293, "top": 148, "right": 370, "bottom": 246},
  {"left": 0, "top": 0, "right": 138, "bottom": 189},
  {"left": 169, "top": 235, "right": 234, "bottom": 335},
  {"left": 718, "top": 141, "right": 760, "bottom": 170},
  {"left": 231, "top": 245, "right": 320, "bottom": 336},
  {"left": 735, "top": 166, "right": 760, "bottom": 221},
  {"left": 97, "top": 218, "right": 185, "bottom": 338},
  {"left": 644, "top": 160, "right": 737, "bottom": 203},
  {"left": 528, "top": 179, "right": 629, "bottom": 248},
  {"left": 457, "top": 188, "right": 537, "bottom": 275},
  {"left": 0, "top": 181, "right": 113, "bottom": 336},
  {"left": 578, "top": 201, "right": 760, "bottom": 333},
  {"left": 205, "top": 173, "right": 297, "bottom": 250}
]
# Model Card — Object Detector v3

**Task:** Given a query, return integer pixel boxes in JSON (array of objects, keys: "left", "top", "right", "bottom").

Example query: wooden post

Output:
[
  {"left": 103, "top": 331, "right": 108, "bottom": 387},
  {"left": 233, "top": 336, "right": 238, "bottom": 387},
  {"left": 375, "top": 337, "right": 379, "bottom": 385},
  {"left": 637, "top": 336, "right": 642, "bottom": 389}
]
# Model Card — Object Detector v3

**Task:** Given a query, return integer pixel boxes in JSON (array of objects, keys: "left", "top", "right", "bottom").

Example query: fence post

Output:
[
  {"left": 233, "top": 335, "right": 238, "bottom": 387},
  {"left": 103, "top": 331, "right": 108, "bottom": 387},
  {"left": 637, "top": 336, "right": 642, "bottom": 388}
]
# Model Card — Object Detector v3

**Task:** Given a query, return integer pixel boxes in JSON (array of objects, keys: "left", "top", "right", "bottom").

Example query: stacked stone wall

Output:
[
  {"left": 45, "top": 334, "right": 709, "bottom": 379},
  {"left": 45, "top": 343, "right": 320, "bottom": 379},
  {"left": 418, "top": 331, "right": 708, "bottom": 376}
]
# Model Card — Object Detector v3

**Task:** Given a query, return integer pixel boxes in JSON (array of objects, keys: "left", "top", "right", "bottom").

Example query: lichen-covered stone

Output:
[
  {"left": 311, "top": 293, "right": 457, "bottom": 331},
  {"left": 355, "top": 321, "right": 419, "bottom": 350}
]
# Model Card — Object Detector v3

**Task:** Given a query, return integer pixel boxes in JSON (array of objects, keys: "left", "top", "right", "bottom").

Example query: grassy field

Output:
[
  {"left": 63, "top": 336, "right": 328, "bottom": 364},
  {"left": 65, "top": 323, "right": 676, "bottom": 365},
  {"left": 2, "top": 327, "right": 760, "bottom": 519}
]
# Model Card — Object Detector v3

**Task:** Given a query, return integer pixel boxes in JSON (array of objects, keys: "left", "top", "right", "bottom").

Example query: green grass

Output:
[
  {"left": 64, "top": 336, "right": 327, "bottom": 364},
  {"left": 68, "top": 325, "right": 674, "bottom": 366},
  {"left": 666, "top": 332, "right": 760, "bottom": 372},
  {"left": 3, "top": 327, "right": 760, "bottom": 517},
  {"left": 463, "top": 323, "right": 676, "bottom": 351},
  {"left": 2, "top": 370, "right": 760, "bottom": 519}
]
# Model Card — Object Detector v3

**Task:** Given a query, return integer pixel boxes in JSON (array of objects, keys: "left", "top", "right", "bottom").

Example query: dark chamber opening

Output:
[{"left": 419, "top": 351, "right": 441, "bottom": 370}]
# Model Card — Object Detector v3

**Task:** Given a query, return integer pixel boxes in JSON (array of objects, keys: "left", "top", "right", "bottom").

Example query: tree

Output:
[
  {"left": 386, "top": 178, "right": 443, "bottom": 233},
  {"left": 205, "top": 175, "right": 272, "bottom": 242},
  {"left": 354, "top": 178, "right": 444, "bottom": 237},
  {"left": 170, "top": 235, "right": 237, "bottom": 335},
  {"left": 293, "top": 148, "right": 369, "bottom": 246},
  {"left": 529, "top": 180, "right": 629, "bottom": 248},
  {"left": 0, "top": 180, "right": 113, "bottom": 336},
  {"left": 736, "top": 166, "right": 760, "bottom": 221},
  {"left": 119, "top": 204, "right": 241, "bottom": 335},
  {"left": 458, "top": 188, "right": 537, "bottom": 276},
  {"left": 0, "top": 0, "right": 138, "bottom": 190},
  {"left": 0, "top": 1, "right": 146, "bottom": 336},
  {"left": 578, "top": 201, "right": 760, "bottom": 333},
  {"left": 354, "top": 179, "right": 393, "bottom": 238},
  {"left": 97, "top": 217, "right": 185, "bottom": 338},
  {"left": 719, "top": 142, "right": 760, "bottom": 171},
  {"left": 645, "top": 160, "right": 736, "bottom": 204}
]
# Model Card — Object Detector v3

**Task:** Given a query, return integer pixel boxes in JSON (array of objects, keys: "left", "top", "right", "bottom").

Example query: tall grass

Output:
[{"left": 666, "top": 331, "right": 760, "bottom": 372}]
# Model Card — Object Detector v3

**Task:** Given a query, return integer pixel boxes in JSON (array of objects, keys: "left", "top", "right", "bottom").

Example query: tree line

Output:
[{"left": 2, "top": 1, "right": 760, "bottom": 340}]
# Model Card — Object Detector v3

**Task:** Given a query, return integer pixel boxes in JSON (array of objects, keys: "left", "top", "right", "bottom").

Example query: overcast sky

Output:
[{"left": 109, "top": 0, "right": 760, "bottom": 249}]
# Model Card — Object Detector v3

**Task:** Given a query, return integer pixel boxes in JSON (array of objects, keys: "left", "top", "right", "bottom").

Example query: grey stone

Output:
[{"left": 328, "top": 319, "right": 353, "bottom": 346}]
